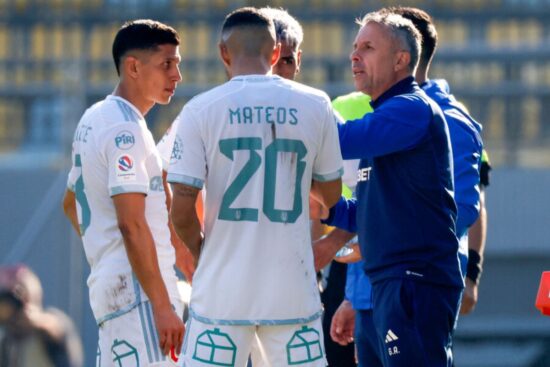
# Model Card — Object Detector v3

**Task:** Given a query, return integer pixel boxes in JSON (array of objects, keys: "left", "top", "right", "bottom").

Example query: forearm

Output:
[
  {"left": 120, "top": 223, "right": 171, "bottom": 309},
  {"left": 62, "top": 190, "right": 81, "bottom": 236},
  {"left": 172, "top": 213, "right": 203, "bottom": 265},
  {"left": 170, "top": 183, "right": 203, "bottom": 264}
]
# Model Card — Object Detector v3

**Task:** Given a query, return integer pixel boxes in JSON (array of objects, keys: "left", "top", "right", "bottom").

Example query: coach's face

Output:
[{"left": 350, "top": 22, "right": 401, "bottom": 101}]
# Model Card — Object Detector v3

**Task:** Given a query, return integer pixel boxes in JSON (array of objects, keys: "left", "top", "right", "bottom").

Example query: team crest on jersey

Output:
[
  {"left": 116, "top": 154, "right": 136, "bottom": 182},
  {"left": 170, "top": 134, "right": 183, "bottom": 163},
  {"left": 115, "top": 130, "right": 135, "bottom": 150}
]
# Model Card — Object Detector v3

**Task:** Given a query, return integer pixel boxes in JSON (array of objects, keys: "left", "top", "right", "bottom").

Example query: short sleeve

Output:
[
  {"left": 103, "top": 124, "right": 152, "bottom": 196},
  {"left": 156, "top": 118, "right": 180, "bottom": 171},
  {"left": 312, "top": 102, "right": 344, "bottom": 182},
  {"left": 167, "top": 107, "right": 206, "bottom": 189}
]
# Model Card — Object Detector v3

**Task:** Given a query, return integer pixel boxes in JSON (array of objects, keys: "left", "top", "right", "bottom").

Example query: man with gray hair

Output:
[
  {"left": 315, "top": 11, "right": 463, "bottom": 366},
  {"left": 260, "top": 7, "right": 303, "bottom": 80}
]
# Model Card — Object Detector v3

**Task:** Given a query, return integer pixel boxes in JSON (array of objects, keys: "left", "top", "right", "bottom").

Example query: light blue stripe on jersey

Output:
[
  {"left": 116, "top": 101, "right": 140, "bottom": 123},
  {"left": 166, "top": 173, "right": 204, "bottom": 189},
  {"left": 189, "top": 308, "right": 323, "bottom": 326},
  {"left": 110, "top": 185, "right": 148, "bottom": 196},
  {"left": 145, "top": 302, "right": 161, "bottom": 362},
  {"left": 182, "top": 317, "right": 192, "bottom": 356},
  {"left": 313, "top": 167, "right": 344, "bottom": 182},
  {"left": 138, "top": 302, "right": 154, "bottom": 364}
]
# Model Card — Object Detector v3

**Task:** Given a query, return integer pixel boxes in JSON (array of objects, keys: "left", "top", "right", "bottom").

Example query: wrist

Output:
[{"left": 466, "top": 249, "right": 483, "bottom": 284}]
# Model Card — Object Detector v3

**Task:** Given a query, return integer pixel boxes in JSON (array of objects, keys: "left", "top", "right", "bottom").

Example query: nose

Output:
[
  {"left": 174, "top": 65, "right": 182, "bottom": 83},
  {"left": 350, "top": 48, "right": 359, "bottom": 62}
]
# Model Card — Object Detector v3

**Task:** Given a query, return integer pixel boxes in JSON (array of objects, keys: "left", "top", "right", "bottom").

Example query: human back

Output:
[{"left": 177, "top": 75, "right": 342, "bottom": 321}]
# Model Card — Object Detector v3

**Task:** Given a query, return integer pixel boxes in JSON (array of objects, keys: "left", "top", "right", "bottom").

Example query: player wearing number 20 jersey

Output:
[{"left": 168, "top": 74, "right": 343, "bottom": 324}]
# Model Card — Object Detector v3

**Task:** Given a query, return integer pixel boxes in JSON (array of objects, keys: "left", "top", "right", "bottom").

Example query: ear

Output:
[
  {"left": 270, "top": 42, "right": 281, "bottom": 66},
  {"left": 296, "top": 49, "right": 302, "bottom": 74},
  {"left": 219, "top": 43, "right": 231, "bottom": 68},
  {"left": 394, "top": 50, "right": 411, "bottom": 72},
  {"left": 122, "top": 55, "right": 140, "bottom": 80}
]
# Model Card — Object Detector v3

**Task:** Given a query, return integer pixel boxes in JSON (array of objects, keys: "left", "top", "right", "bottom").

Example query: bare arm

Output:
[
  {"left": 312, "top": 228, "right": 356, "bottom": 271},
  {"left": 162, "top": 171, "right": 195, "bottom": 283},
  {"left": 62, "top": 190, "right": 80, "bottom": 235},
  {"left": 113, "top": 193, "right": 184, "bottom": 356},
  {"left": 461, "top": 189, "right": 487, "bottom": 315},
  {"left": 311, "top": 178, "right": 342, "bottom": 210},
  {"left": 170, "top": 183, "right": 203, "bottom": 266}
]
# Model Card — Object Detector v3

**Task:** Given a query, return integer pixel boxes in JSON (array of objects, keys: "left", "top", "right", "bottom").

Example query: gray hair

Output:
[
  {"left": 260, "top": 7, "right": 303, "bottom": 49},
  {"left": 357, "top": 11, "right": 421, "bottom": 73}
]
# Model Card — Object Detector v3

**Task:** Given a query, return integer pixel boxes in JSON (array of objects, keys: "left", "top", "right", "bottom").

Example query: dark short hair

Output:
[
  {"left": 112, "top": 19, "right": 179, "bottom": 76},
  {"left": 386, "top": 7, "right": 438, "bottom": 67},
  {"left": 260, "top": 7, "right": 303, "bottom": 49},
  {"left": 221, "top": 7, "right": 275, "bottom": 40}
]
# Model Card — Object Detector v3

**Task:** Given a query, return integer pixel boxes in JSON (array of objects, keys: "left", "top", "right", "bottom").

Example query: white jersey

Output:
[
  {"left": 67, "top": 95, "right": 180, "bottom": 325},
  {"left": 156, "top": 118, "right": 181, "bottom": 171},
  {"left": 168, "top": 75, "right": 343, "bottom": 324}
]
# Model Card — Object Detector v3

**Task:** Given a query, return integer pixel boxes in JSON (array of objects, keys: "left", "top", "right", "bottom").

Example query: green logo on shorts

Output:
[
  {"left": 111, "top": 339, "right": 139, "bottom": 367},
  {"left": 193, "top": 328, "right": 237, "bottom": 366},
  {"left": 286, "top": 326, "right": 323, "bottom": 365}
]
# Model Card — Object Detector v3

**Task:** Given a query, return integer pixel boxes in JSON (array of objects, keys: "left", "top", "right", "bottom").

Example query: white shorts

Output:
[
  {"left": 181, "top": 316, "right": 326, "bottom": 367},
  {"left": 97, "top": 300, "right": 184, "bottom": 367}
]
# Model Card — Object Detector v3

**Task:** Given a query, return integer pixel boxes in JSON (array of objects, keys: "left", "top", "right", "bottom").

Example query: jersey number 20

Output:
[{"left": 218, "top": 137, "right": 306, "bottom": 224}]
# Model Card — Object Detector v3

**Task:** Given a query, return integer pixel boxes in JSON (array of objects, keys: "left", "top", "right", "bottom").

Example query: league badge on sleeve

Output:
[{"left": 116, "top": 154, "right": 136, "bottom": 182}]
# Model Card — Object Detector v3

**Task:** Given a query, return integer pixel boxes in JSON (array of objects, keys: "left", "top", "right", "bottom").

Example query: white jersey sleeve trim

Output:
[
  {"left": 313, "top": 167, "right": 344, "bottom": 182},
  {"left": 110, "top": 184, "right": 149, "bottom": 197},
  {"left": 167, "top": 173, "right": 204, "bottom": 189},
  {"left": 189, "top": 308, "right": 323, "bottom": 326}
]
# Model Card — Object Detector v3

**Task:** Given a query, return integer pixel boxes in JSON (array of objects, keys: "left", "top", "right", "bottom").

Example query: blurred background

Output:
[{"left": 0, "top": 0, "right": 549, "bottom": 366}]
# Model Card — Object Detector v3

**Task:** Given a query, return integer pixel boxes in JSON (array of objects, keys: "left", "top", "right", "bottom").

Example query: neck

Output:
[
  {"left": 228, "top": 56, "right": 272, "bottom": 78},
  {"left": 414, "top": 64, "right": 429, "bottom": 85},
  {"left": 113, "top": 81, "right": 153, "bottom": 116}
]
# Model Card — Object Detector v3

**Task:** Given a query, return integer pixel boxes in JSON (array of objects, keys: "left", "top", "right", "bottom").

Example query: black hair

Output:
[{"left": 112, "top": 19, "right": 179, "bottom": 76}]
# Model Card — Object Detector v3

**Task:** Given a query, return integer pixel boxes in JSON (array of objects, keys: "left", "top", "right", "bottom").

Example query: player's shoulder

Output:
[
  {"left": 278, "top": 78, "right": 332, "bottom": 105},
  {"left": 183, "top": 81, "right": 238, "bottom": 113}
]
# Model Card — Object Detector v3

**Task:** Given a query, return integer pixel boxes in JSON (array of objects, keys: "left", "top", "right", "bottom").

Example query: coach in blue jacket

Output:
[{"left": 321, "top": 11, "right": 463, "bottom": 367}]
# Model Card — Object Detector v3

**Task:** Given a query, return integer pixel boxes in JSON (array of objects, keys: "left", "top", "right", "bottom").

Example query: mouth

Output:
[{"left": 165, "top": 88, "right": 175, "bottom": 95}]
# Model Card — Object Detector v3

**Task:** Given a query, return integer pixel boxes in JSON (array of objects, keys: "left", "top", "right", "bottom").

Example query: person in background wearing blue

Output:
[
  {"left": 326, "top": 7, "right": 484, "bottom": 366},
  {"left": 313, "top": 10, "right": 464, "bottom": 366}
]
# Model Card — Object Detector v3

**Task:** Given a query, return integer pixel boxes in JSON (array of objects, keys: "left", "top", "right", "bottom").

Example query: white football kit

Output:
[
  {"left": 168, "top": 74, "right": 343, "bottom": 366},
  {"left": 67, "top": 95, "right": 182, "bottom": 366}
]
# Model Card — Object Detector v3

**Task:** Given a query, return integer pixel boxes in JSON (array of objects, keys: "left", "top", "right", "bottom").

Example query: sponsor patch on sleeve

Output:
[
  {"left": 115, "top": 130, "right": 135, "bottom": 150},
  {"left": 116, "top": 154, "right": 136, "bottom": 182}
]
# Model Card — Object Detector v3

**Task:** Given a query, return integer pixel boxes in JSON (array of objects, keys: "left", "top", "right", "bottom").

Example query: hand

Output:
[
  {"left": 175, "top": 244, "right": 195, "bottom": 284},
  {"left": 334, "top": 243, "right": 362, "bottom": 264},
  {"left": 152, "top": 305, "right": 185, "bottom": 356},
  {"left": 460, "top": 278, "right": 478, "bottom": 315},
  {"left": 330, "top": 300, "right": 355, "bottom": 346},
  {"left": 309, "top": 195, "right": 329, "bottom": 220}
]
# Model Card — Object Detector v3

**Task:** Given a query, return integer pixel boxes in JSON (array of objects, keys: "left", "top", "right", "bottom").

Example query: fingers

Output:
[{"left": 176, "top": 323, "right": 184, "bottom": 355}]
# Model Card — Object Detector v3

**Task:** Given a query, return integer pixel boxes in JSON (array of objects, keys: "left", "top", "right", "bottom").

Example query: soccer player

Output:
[
  {"left": 318, "top": 11, "right": 463, "bottom": 366},
  {"left": 389, "top": 6, "right": 484, "bottom": 318},
  {"left": 260, "top": 6, "right": 303, "bottom": 80},
  {"left": 62, "top": 20, "right": 185, "bottom": 366},
  {"left": 168, "top": 7, "right": 343, "bottom": 367}
]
